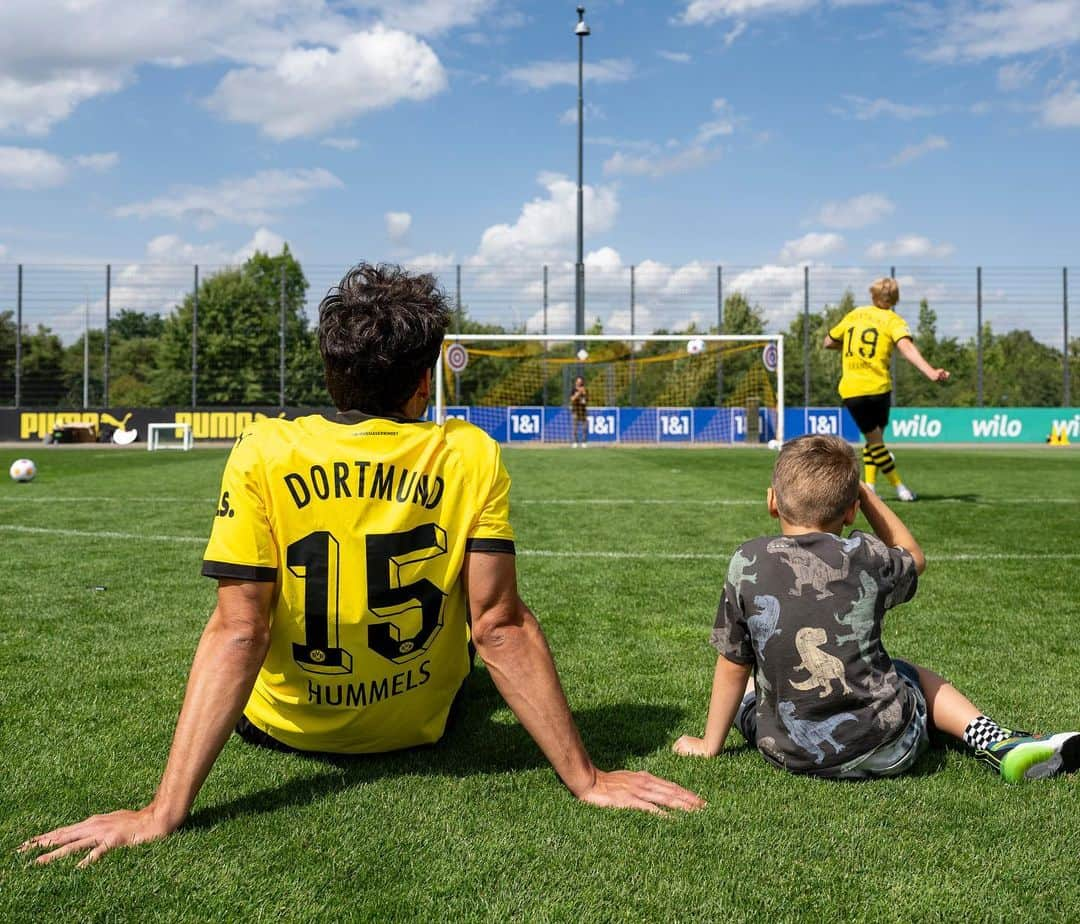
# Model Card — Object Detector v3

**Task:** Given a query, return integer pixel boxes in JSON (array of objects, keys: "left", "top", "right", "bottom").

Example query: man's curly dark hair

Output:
[{"left": 318, "top": 263, "right": 450, "bottom": 415}]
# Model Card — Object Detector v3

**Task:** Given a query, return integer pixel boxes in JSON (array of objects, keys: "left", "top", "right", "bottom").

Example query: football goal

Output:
[
  {"left": 147, "top": 422, "right": 194, "bottom": 451},
  {"left": 434, "top": 334, "right": 784, "bottom": 445}
]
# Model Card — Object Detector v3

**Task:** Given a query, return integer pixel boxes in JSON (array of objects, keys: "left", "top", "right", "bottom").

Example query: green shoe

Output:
[{"left": 979, "top": 732, "right": 1080, "bottom": 783}]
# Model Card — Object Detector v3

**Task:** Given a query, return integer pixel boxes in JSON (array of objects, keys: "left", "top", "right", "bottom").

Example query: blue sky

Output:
[{"left": 0, "top": 0, "right": 1078, "bottom": 302}]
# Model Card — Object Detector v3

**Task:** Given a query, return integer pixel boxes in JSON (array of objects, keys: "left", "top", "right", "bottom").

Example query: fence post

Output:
[
  {"left": 976, "top": 266, "right": 983, "bottom": 407},
  {"left": 15, "top": 264, "right": 22, "bottom": 408},
  {"left": 716, "top": 264, "right": 724, "bottom": 405},
  {"left": 889, "top": 266, "right": 897, "bottom": 402},
  {"left": 629, "top": 264, "right": 636, "bottom": 405},
  {"left": 803, "top": 265, "right": 810, "bottom": 407},
  {"left": 191, "top": 265, "right": 199, "bottom": 409},
  {"left": 1062, "top": 265, "right": 1071, "bottom": 405},
  {"left": 543, "top": 265, "right": 549, "bottom": 334},
  {"left": 279, "top": 263, "right": 286, "bottom": 408},
  {"left": 103, "top": 264, "right": 111, "bottom": 407},
  {"left": 455, "top": 264, "right": 462, "bottom": 333}
]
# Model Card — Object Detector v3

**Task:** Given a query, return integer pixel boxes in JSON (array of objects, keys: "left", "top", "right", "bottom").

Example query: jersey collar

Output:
[{"left": 334, "top": 409, "right": 424, "bottom": 426}]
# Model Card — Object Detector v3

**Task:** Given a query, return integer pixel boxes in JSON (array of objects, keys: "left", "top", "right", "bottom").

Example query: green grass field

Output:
[{"left": 2, "top": 446, "right": 1078, "bottom": 922}]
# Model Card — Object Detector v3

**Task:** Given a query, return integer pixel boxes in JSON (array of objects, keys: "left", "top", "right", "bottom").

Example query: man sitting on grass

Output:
[
  {"left": 674, "top": 434, "right": 1079, "bottom": 782},
  {"left": 22, "top": 263, "right": 703, "bottom": 867}
]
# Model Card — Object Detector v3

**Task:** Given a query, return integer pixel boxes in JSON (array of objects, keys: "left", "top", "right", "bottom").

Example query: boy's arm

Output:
[
  {"left": 896, "top": 337, "right": 949, "bottom": 383},
  {"left": 858, "top": 483, "right": 926, "bottom": 574},
  {"left": 823, "top": 333, "right": 842, "bottom": 350},
  {"left": 673, "top": 656, "right": 752, "bottom": 758}
]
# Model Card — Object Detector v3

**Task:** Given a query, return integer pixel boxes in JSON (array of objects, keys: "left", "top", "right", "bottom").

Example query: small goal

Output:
[
  {"left": 434, "top": 333, "right": 784, "bottom": 445},
  {"left": 147, "top": 422, "right": 194, "bottom": 451}
]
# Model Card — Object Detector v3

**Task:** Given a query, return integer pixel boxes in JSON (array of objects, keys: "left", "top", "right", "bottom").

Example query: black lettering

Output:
[
  {"left": 419, "top": 660, "right": 431, "bottom": 684},
  {"left": 307, "top": 679, "right": 322, "bottom": 704},
  {"left": 354, "top": 460, "right": 370, "bottom": 495},
  {"left": 372, "top": 463, "right": 395, "bottom": 501},
  {"left": 333, "top": 461, "right": 351, "bottom": 498},
  {"left": 325, "top": 684, "right": 343, "bottom": 706},
  {"left": 310, "top": 464, "right": 330, "bottom": 500},
  {"left": 424, "top": 476, "right": 444, "bottom": 509},
  {"left": 285, "top": 473, "right": 311, "bottom": 509},
  {"left": 216, "top": 491, "right": 232, "bottom": 518},
  {"left": 413, "top": 474, "right": 429, "bottom": 507},
  {"left": 396, "top": 469, "right": 418, "bottom": 504},
  {"left": 369, "top": 677, "right": 389, "bottom": 703},
  {"left": 345, "top": 683, "right": 366, "bottom": 707},
  {"left": 392, "top": 672, "right": 405, "bottom": 695}
]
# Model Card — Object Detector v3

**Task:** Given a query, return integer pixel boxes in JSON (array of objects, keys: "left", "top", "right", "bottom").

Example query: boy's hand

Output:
[
  {"left": 933, "top": 368, "right": 950, "bottom": 382},
  {"left": 672, "top": 735, "right": 714, "bottom": 758}
]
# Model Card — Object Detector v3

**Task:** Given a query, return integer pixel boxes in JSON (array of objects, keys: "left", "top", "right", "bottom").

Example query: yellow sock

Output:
[
  {"left": 869, "top": 442, "right": 902, "bottom": 487},
  {"left": 862, "top": 445, "right": 878, "bottom": 486}
]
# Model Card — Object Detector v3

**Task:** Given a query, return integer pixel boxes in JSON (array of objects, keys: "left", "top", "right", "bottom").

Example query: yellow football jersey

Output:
[
  {"left": 828, "top": 305, "right": 912, "bottom": 399},
  {"left": 202, "top": 412, "right": 515, "bottom": 754}
]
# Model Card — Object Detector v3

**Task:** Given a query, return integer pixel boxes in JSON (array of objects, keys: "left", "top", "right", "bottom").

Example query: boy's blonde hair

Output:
[
  {"left": 772, "top": 435, "right": 860, "bottom": 527},
  {"left": 869, "top": 277, "right": 899, "bottom": 310}
]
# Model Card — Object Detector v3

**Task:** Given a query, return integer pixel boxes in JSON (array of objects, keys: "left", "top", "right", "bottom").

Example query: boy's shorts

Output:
[
  {"left": 736, "top": 658, "right": 929, "bottom": 780},
  {"left": 843, "top": 392, "right": 892, "bottom": 435}
]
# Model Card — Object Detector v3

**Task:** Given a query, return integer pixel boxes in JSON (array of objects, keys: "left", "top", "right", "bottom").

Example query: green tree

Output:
[
  {"left": 0, "top": 310, "right": 15, "bottom": 404},
  {"left": 21, "top": 325, "right": 66, "bottom": 406},
  {"left": 782, "top": 291, "right": 852, "bottom": 407},
  {"left": 152, "top": 247, "right": 321, "bottom": 406}
]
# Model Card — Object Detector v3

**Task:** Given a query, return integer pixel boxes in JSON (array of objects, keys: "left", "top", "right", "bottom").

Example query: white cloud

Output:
[
  {"left": 866, "top": 236, "right": 955, "bottom": 259},
  {"left": 997, "top": 60, "right": 1041, "bottom": 91},
  {"left": 602, "top": 98, "right": 736, "bottom": 178},
  {"left": 0, "top": 243, "right": 7, "bottom": 260},
  {"left": 560, "top": 102, "right": 604, "bottom": 125},
  {"left": 207, "top": 27, "right": 446, "bottom": 140},
  {"left": 144, "top": 228, "right": 287, "bottom": 264},
  {"left": 507, "top": 58, "right": 634, "bottom": 89},
  {"left": 385, "top": 211, "right": 413, "bottom": 242},
  {"left": 356, "top": 0, "right": 487, "bottom": 35},
  {"left": 0, "top": 71, "right": 125, "bottom": 136},
  {"left": 816, "top": 193, "right": 894, "bottom": 229},
  {"left": 471, "top": 171, "right": 618, "bottom": 265},
  {"left": 920, "top": 0, "right": 1080, "bottom": 62},
  {"left": 886, "top": 135, "right": 949, "bottom": 167},
  {"left": 679, "top": 0, "right": 816, "bottom": 26},
  {"left": 74, "top": 152, "right": 120, "bottom": 171},
  {"left": 603, "top": 145, "right": 719, "bottom": 177},
  {"left": 779, "top": 232, "right": 845, "bottom": 263},
  {"left": 405, "top": 252, "right": 456, "bottom": 272},
  {"left": 1041, "top": 81, "right": 1080, "bottom": 127},
  {"left": 0, "top": 146, "right": 68, "bottom": 189},
  {"left": 115, "top": 167, "right": 343, "bottom": 228},
  {"left": 724, "top": 22, "right": 748, "bottom": 45},
  {"left": 658, "top": 50, "right": 692, "bottom": 63},
  {"left": 834, "top": 95, "right": 941, "bottom": 120},
  {"left": 321, "top": 137, "right": 361, "bottom": 150}
]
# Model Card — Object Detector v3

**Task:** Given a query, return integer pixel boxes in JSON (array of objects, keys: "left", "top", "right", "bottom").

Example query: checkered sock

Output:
[{"left": 963, "top": 715, "right": 1010, "bottom": 750}]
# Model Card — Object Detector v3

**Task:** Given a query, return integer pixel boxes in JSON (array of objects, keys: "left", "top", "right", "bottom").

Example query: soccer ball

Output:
[
  {"left": 767, "top": 439, "right": 781, "bottom": 451},
  {"left": 686, "top": 337, "right": 706, "bottom": 355},
  {"left": 9, "top": 458, "right": 36, "bottom": 482},
  {"left": 576, "top": 349, "right": 589, "bottom": 361}
]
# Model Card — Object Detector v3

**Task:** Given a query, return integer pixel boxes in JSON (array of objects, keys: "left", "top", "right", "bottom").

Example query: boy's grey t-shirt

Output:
[{"left": 711, "top": 529, "right": 919, "bottom": 776}]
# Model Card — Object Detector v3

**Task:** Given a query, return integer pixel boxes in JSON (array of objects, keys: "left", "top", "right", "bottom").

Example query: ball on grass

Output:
[
  {"left": 9, "top": 458, "right": 36, "bottom": 482},
  {"left": 767, "top": 439, "right": 780, "bottom": 451}
]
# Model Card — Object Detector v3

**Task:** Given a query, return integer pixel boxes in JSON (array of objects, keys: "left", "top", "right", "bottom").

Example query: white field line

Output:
[{"left": 1, "top": 523, "right": 1078, "bottom": 563}]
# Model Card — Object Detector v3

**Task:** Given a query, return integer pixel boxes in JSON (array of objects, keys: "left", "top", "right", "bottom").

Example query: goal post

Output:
[
  {"left": 147, "top": 422, "right": 193, "bottom": 451},
  {"left": 434, "top": 333, "right": 784, "bottom": 445}
]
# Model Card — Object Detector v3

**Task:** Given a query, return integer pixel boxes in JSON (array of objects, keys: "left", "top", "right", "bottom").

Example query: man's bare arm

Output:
[
  {"left": 896, "top": 337, "right": 949, "bottom": 383},
  {"left": 858, "top": 484, "right": 926, "bottom": 574},
  {"left": 465, "top": 551, "right": 704, "bottom": 815},
  {"left": 20, "top": 579, "right": 273, "bottom": 866},
  {"left": 823, "top": 334, "right": 842, "bottom": 351}
]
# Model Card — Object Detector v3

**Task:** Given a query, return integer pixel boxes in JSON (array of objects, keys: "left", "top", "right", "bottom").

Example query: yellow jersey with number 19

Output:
[
  {"left": 828, "top": 305, "right": 912, "bottom": 399},
  {"left": 201, "top": 412, "right": 515, "bottom": 754}
]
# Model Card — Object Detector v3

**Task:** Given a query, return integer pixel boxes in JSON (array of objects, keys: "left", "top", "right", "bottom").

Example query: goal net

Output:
[
  {"left": 434, "top": 334, "right": 784, "bottom": 445},
  {"left": 147, "top": 422, "right": 194, "bottom": 451}
]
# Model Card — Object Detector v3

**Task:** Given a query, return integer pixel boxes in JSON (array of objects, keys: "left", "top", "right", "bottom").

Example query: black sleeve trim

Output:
[
  {"left": 202, "top": 560, "right": 278, "bottom": 582},
  {"left": 465, "top": 538, "right": 516, "bottom": 555}
]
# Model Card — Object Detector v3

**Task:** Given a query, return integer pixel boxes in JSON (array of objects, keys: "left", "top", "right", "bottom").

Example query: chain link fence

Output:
[{"left": 0, "top": 261, "right": 1075, "bottom": 408}]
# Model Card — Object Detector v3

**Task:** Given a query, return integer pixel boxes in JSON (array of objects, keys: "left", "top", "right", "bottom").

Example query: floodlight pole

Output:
[{"left": 575, "top": 6, "right": 590, "bottom": 339}]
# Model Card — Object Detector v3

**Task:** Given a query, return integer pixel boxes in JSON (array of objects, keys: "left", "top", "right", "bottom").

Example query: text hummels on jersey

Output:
[{"left": 284, "top": 461, "right": 445, "bottom": 510}]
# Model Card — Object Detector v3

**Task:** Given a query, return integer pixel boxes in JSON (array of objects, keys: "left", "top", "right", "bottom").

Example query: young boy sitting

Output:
[{"left": 673, "top": 434, "right": 1079, "bottom": 782}]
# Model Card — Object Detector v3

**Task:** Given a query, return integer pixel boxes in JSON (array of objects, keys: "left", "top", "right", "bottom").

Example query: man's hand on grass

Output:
[
  {"left": 574, "top": 769, "right": 706, "bottom": 816},
  {"left": 19, "top": 805, "right": 178, "bottom": 868}
]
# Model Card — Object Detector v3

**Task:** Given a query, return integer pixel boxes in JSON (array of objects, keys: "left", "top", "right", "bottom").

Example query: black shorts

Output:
[{"left": 843, "top": 392, "right": 892, "bottom": 435}]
